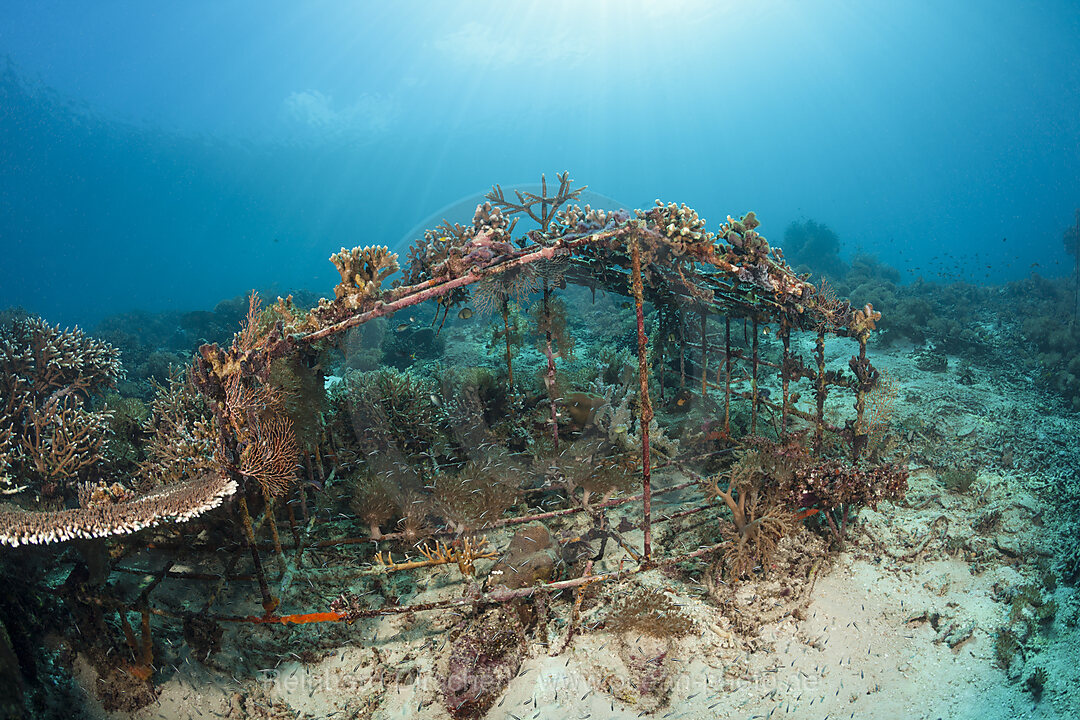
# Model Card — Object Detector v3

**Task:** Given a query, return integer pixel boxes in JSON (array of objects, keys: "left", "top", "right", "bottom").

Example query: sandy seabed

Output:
[{"left": 70, "top": 340, "right": 1080, "bottom": 720}]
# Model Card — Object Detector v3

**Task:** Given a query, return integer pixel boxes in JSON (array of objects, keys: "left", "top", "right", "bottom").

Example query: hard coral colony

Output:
[{"left": 0, "top": 173, "right": 913, "bottom": 718}]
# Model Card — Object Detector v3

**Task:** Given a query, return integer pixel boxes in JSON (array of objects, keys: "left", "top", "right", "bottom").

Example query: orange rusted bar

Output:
[{"left": 238, "top": 611, "right": 345, "bottom": 625}]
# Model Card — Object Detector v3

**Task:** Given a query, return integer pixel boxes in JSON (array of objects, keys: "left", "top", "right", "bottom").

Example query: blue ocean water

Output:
[
  {"left": 2, "top": 1, "right": 1078, "bottom": 327},
  {"left": 3, "top": 6, "right": 1080, "bottom": 719}
]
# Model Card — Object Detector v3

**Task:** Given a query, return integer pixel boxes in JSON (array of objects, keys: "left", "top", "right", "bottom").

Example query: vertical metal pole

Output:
[
  {"left": 813, "top": 326, "right": 827, "bottom": 455},
  {"left": 750, "top": 316, "right": 759, "bottom": 435},
  {"left": 853, "top": 335, "right": 869, "bottom": 461},
  {"left": 723, "top": 316, "right": 732, "bottom": 436},
  {"left": 543, "top": 279, "right": 560, "bottom": 451},
  {"left": 238, "top": 492, "right": 278, "bottom": 614},
  {"left": 679, "top": 317, "right": 686, "bottom": 390},
  {"left": 780, "top": 321, "right": 791, "bottom": 435},
  {"left": 700, "top": 308, "right": 708, "bottom": 400},
  {"left": 630, "top": 240, "right": 653, "bottom": 562}
]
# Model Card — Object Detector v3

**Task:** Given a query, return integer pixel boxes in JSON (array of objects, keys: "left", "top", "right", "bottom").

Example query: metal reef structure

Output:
[
  {"left": 0, "top": 174, "right": 907, "bottom": 710},
  {"left": 183, "top": 172, "right": 895, "bottom": 623}
]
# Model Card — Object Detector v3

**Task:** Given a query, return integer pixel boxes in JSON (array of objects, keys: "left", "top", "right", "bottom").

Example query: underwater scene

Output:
[{"left": 1, "top": 2, "right": 1080, "bottom": 719}]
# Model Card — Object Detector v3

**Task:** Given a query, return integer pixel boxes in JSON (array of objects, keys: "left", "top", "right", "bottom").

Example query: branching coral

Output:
[
  {"left": 0, "top": 316, "right": 124, "bottom": 499},
  {"left": 138, "top": 371, "right": 217, "bottom": 488},
  {"left": 330, "top": 245, "right": 399, "bottom": 310},
  {"left": 647, "top": 200, "right": 716, "bottom": 261},
  {"left": 295, "top": 246, "right": 402, "bottom": 329},
  {"left": 374, "top": 536, "right": 495, "bottom": 576},
  {"left": 402, "top": 202, "right": 517, "bottom": 288},
  {"left": 486, "top": 171, "right": 585, "bottom": 235},
  {"left": 13, "top": 175, "right": 899, "bottom": 682}
]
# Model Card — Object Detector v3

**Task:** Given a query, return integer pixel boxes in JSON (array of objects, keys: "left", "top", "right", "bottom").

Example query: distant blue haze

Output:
[{"left": 1, "top": 1, "right": 1078, "bottom": 327}]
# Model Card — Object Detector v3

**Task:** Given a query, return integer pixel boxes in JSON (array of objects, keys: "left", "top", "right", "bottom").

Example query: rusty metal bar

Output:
[
  {"left": 630, "top": 239, "right": 654, "bottom": 562},
  {"left": 700, "top": 308, "right": 708, "bottom": 399},
  {"left": 781, "top": 321, "right": 791, "bottom": 434},
  {"left": 750, "top": 316, "right": 759, "bottom": 434},
  {"left": 724, "top": 316, "right": 732, "bottom": 435},
  {"left": 813, "top": 326, "right": 827, "bottom": 454}
]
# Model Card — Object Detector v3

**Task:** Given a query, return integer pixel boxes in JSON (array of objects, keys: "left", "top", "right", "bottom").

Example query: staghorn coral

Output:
[
  {"left": 138, "top": 370, "right": 217, "bottom": 488},
  {"left": 375, "top": 536, "right": 494, "bottom": 576},
  {"left": 0, "top": 472, "right": 236, "bottom": 546},
  {"left": 487, "top": 171, "right": 585, "bottom": 235},
  {"left": 0, "top": 316, "right": 123, "bottom": 396},
  {"left": 0, "top": 316, "right": 124, "bottom": 499}
]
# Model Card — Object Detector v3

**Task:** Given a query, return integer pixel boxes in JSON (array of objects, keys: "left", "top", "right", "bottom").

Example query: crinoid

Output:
[
  {"left": 808, "top": 277, "right": 850, "bottom": 332},
  {"left": 472, "top": 266, "right": 539, "bottom": 317},
  {"left": 472, "top": 266, "right": 538, "bottom": 386}
]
